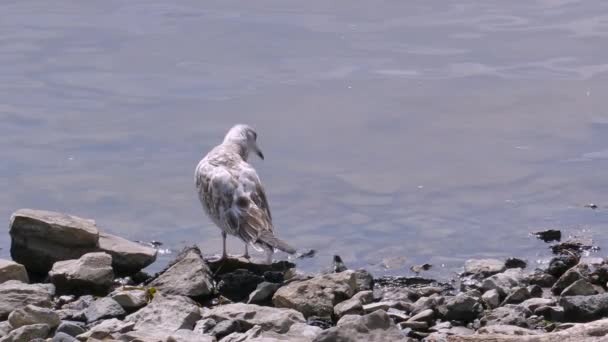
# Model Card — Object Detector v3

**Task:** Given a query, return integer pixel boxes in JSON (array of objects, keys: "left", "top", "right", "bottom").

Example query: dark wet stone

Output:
[
  {"left": 552, "top": 264, "right": 589, "bottom": 295},
  {"left": 56, "top": 320, "right": 85, "bottom": 337},
  {"left": 527, "top": 284, "right": 543, "bottom": 298},
  {"left": 561, "top": 279, "right": 597, "bottom": 297},
  {"left": 263, "top": 271, "right": 284, "bottom": 283},
  {"left": 560, "top": 293, "right": 608, "bottom": 322},
  {"left": 551, "top": 238, "right": 597, "bottom": 255},
  {"left": 535, "top": 305, "right": 565, "bottom": 322},
  {"left": 547, "top": 254, "right": 578, "bottom": 278},
  {"left": 353, "top": 269, "right": 374, "bottom": 292},
  {"left": 437, "top": 293, "right": 482, "bottom": 322},
  {"left": 505, "top": 258, "right": 527, "bottom": 269},
  {"left": 209, "top": 319, "right": 242, "bottom": 340},
  {"left": 218, "top": 269, "right": 264, "bottom": 302},
  {"left": 207, "top": 257, "right": 295, "bottom": 276},
  {"left": 527, "top": 270, "right": 556, "bottom": 287},
  {"left": 533, "top": 229, "right": 561, "bottom": 243},
  {"left": 501, "top": 287, "right": 531, "bottom": 305},
  {"left": 307, "top": 316, "right": 333, "bottom": 330},
  {"left": 410, "top": 264, "right": 432, "bottom": 274},
  {"left": 333, "top": 255, "right": 348, "bottom": 273}
]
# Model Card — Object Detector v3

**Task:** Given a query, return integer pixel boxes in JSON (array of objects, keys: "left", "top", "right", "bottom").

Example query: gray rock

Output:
[
  {"left": 477, "top": 324, "right": 539, "bottom": 335},
  {"left": 547, "top": 254, "right": 578, "bottom": 278},
  {"left": 55, "top": 320, "right": 85, "bottom": 337},
  {"left": 125, "top": 293, "right": 201, "bottom": 331},
  {"left": 84, "top": 297, "right": 126, "bottom": 323},
  {"left": 75, "top": 318, "right": 134, "bottom": 340},
  {"left": 9, "top": 209, "right": 99, "bottom": 274},
  {"left": 0, "top": 281, "right": 54, "bottom": 320},
  {"left": 313, "top": 310, "right": 408, "bottom": 342},
  {"left": 386, "top": 308, "right": 409, "bottom": 322},
  {"left": 363, "top": 301, "right": 401, "bottom": 314},
  {"left": 217, "top": 269, "right": 264, "bottom": 302},
  {"left": 49, "top": 252, "right": 114, "bottom": 295},
  {"left": 333, "top": 298, "right": 363, "bottom": 318},
  {"left": 111, "top": 288, "right": 148, "bottom": 311},
  {"left": 97, "top": 232, "right": 157, "bottom": 275},
  {"left": 534, "top": 306, "right": 564, "bottom": 322},
  {"left": 0, "top": 322, "right": 10, "bottom": 337},
  {"left": 203, "top": 303, "right": 304, "bottom": 333},
  {"left": 439, "top": 293, "right": 482, "bottom": 321},
  {"left": 482, "top": 289, "right": 500, "bottom": 309},
  {"left": 61, "top": 295, "right": 94, "bottom": 311},
  {"left": 464, "top": 259, "right": 506, "bottom": 277},
  {"left": 552, "top": 265, "right": 588, "bottom": 295},
  {"left": 222, "top": 323, "right": 321, "bottom": 342},
  {"left": 209, "top": 319, "right": 240, "bottom": 339},
  {"left": 148, "top": 247, "right": 213, "bottom": 298},
  {"left": 408, "top": 308, "right": 434, "bottom": 322},
  {"left": 526, "top": 271, "right": 556, "bottom": 288},
  {"left": 273, "top": 271, "right": 357, "bottom": 318},
  {"left": 193, "top": 318, "right": 216, "bottom": 334},
  {"left": 502, "top": 287, "right": 531, "bottom": 305},
  {"left": 481, "top": 268, "right": 524, "bottom": 297},
  {"left": 410, "top": 295, "right": 444, "bottom": 315},
  {"left": 520, "top": 298, "right": 555, "bottom": 312},
  {"left": 52, "top": 332, "right": 78, "bottom": 342},
  {"left": 167, "top": 329, "right": 215, "bottom": 342},
  {"left": 0, "top": 260, "right": 28, "bottom": 284},
  {"left": 481, "top": 305, "right": 532, "bottom": 328},
  {"left": 561, "top": 279, "right": 597, "bottom": 296},
  {"left": 247, "top": 282, "right": 280, "bottom": 305},
  {"left": 1, "top": 323, "right": 50, "bottom": 342},
  {"left": 353, "top": 269, "right": 374, "bottom": 291},
  {"left": 560, "top": 293, "right": 608, "bottom": 322},
  {"left": 8, "top": 305, "right": 60, "bottom": 329},
  {"left": 352, "top": 290, "right": 374, "bottom": 305},
  {"left": 504, "top": 258, "right": 527, "bottom": 269},
  {"left": 527, "top": 284, "right": 543, "bottom": 298},
  {"left": 399, "top": 321, "right": 428, "bottom": 330}
]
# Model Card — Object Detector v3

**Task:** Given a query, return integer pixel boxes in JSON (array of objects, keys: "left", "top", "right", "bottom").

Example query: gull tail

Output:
[{"left": 257, "top": 230, "right": 296, "bottom": 254}]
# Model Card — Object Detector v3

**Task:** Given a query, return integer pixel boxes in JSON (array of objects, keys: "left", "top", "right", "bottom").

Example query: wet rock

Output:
[
  {"left": 353, "top": 269, "right": 374, "bottom": 291},
  {"left": 207, "top": 257, "right": 295, "bottom": 276},
  {"left": 203, "top": 303, "right": 305, "bottom": 333},
  {"left": 217, "top": 269, "right": 264, "bottom": 302},
  {"left": 56, "top": 320, "right": 85, "bottom": 337},
  {"left": 125, "top": 293, "right": 201, "bottom": 331},
  {"left": 551, "top": 238, "right": 596, "bottom": 255},
  {"left": 333, "top": 255, "right": 348, "bottom": 273},
  {"left": 480, "top": 305, "right": 532, "bottom": 328},
  {"left": 247, "top": 282, "right": 280, "bottom": 305},
  {"left": 534, "top": 306, "right": 564, "bottom": 322},
  {"left": 111, "top": 288, "right": 148, "bottom": 311},
  {"left": 0, "top": 260, "right": 28, "bottom": 284},
  {"left": 520, "top": 298, "right": 555, "bottom": 312},
  {"left": 482, "top": 289, "right": 500, "bottom": 309},
  {"left": 481, "top": 268, "right": 524, "bottom": 297},
  {"left": 464, "top": 259, "right": 506, "bottom": 277},
  {"left": 526, "top": 270, "right": 556, "bottom": 288},
  {"left": 333, "top": 297, "right": 363, "bottom": 318},
  {"left": 561, "top": 279, "right": 597, "bottom": 296},
  {"left": 438, "top": 293, "right": 482, "bottom": 322},
  {"left": 84, "top": 297, "right": 126, "bottom": 323},
  {"left": 590, "top": 264, "right": 608, "bottom": 285},
  {"left": 560, "top": 293, "right": 608, "bottom": 322},
  {"left": 547, "top": 254, "right": 579, "bottom": 278},
  {"left": 273, "top": 270, "right": 357, "bottom": 318},
  {"left": 9, "top": 209, "right": 99, "bottom": 274},
  {"left": 307, "top": 317, "right": 333, "bottom": 330},
  {"left": 52, "top": 332, "right": 78, "bottom": 342},
  {"left": 477, "top": 325, "right": 539, "bottom": 335},
  {"left": 1, "top": 323, "right": 50, "bottom": 342},
  {"left": 313, "top": 310, "right": 408, "bottom": 342},
  {"left": 407, "top": 308, "right": 434, "bottom": 322},
  {"left": 148, "top": 246, "right": 213, "bottom": 298},
  {"left": 8, "top": 304, "right": 60, "bottom": 329},
  {"left": 533, "top": 229, "right": 561, "bottom": 242},
  {"left": 502, "top": 287, "right": 531, "bottom": 305},
  {"left": 97, "top": 232, "right": 157, "bottom": 275},
  {"left": 49, "top": 252, "right": 114, "bottom": 296},
  {"left": 527, "top": 284, "right": 542, "bottom": 298},
  {"left": 551, "top": 265, "right": 589, "bottom": 295},
  {"left": 505, "top": 258, "right": 527, "bottom": 269},
  {"left": 0, "top": 280, "right": 54, "bottom": 320}
]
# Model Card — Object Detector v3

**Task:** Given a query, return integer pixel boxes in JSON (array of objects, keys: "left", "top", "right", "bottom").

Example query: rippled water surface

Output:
[{"left": 2, "top": 1, "right": 608, "bottom": 277}]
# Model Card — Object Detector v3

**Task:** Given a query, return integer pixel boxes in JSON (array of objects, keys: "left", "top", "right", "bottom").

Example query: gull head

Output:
[{"left": 223, "top": 124, "right": 264, "bottom": 160}]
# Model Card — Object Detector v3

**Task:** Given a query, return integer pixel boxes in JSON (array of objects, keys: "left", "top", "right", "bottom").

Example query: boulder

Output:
[
  {"left": 504, "top": 258, "right": 527, "bottom": 269},
  {"left": 410, "top": 295, "right": 444, "bottom": 315},
  {"left": 9, "top": 209, "right": 99, "bottom": 274},
  {"left": 501, "top": 287, "right": 531, "bottom": 305},
  {"left": 464, "top": 259, "right": 506, "bottom": 277},
  {"left": 313, "top": 310, "right": 408, "bottom": 342},
  {"left": 247, "top": 282, "right": 280, "bottom": 305},
  {"left": 125, "top": 293, "right": 201, "bottom": 331},
  {"left": 203, "top": 303, "right": 305, "bottom": 333},
  {"left": 222, "top": 323, "right": 321, "bottom": 342},
  {"left": 560, "top": 293, "right": 608, "bottom": 322},
  {"left": 167, "top": 329, "right": 215, "bottom": 342},
  {"left": 0, "top": 322, "right": 10, "bottom": 337},
  {"left": 273, "top": 271, "right": 357, "bottom": 318},
  {"left": 551, "top": 265, "right": 588, "bottom": 295},
  {"left": 477, "top": 325, "right": 539, "bottom": 335},
  {"left": 481, "top": 268, "right": 524, "bottom": 297},
  {"left": 0, "top": 281, "right": 54, "bottom": 320},
  {"left": 52, "top": 332, "right": 79, "bottom": 342},
  {"left": 438, "top": 293, "right": 482, "bottom": 321},
  {"left": 111, "top": 288, "right": 148, "bottom": 311},
  {"left": 482, "top": 289, "right": 500, "bottom": 309},
  {"left": 333, "top": 298, "right": 363, "bottom": 318},
  {"left": 55, "top": 321, "right": 86, "bottom": 337},
  {"left": 217, "top": 269, "right": 264, "bottom": 302},
  {"left": 480, "top": 305, "right": 532, "bottom": 328},
  {"left": 8, "top": 305, "right": 60, "bottom": 329},
  {"left": 49, "top": 252, "right": 114, "bottom": 295},
  {"left": 83, "top": 297, "right": 126, "bottom": 323},
  {"left": 520, "top": 298, "right": 555, "bottom": 312},
  {"left": 148, "top": 247, "right": 213, "bottom": 298},
  {"left": 547, "top": 254, "right": 578, "bottom": 278},
  {"left": 561, "top": 279, "right": 597, "bottom": 297},
  {"left": 0, "top": 323, "right": 50, "bottom": 342},
  {"left": 97, "top": 232, "right": 157, "bottom": 275},
  {"left": 75, "top": 318, "right": 134, "bottom": 340},
  {"left": 353, "top": 269, "right": 374, "bottom": 291},
  {"left": 407, "top": 308, "right": 434, "bottom": 322},
  {"left": 526, "top": 270, "right": 556, "bottom": 288},
  {"left": 0, "top": 260, "right": 28, "bottom": 284}
]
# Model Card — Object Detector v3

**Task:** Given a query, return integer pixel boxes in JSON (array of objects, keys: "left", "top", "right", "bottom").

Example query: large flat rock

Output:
[{"left": 98, "top": 233, "right": 157, "bottom": 275}]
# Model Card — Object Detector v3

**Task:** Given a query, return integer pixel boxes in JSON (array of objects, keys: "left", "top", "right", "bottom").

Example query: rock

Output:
[
  {"left": 399, "top": 321, "right": 428, "bottom": 330},
  {"left": 222, "top": 322, "right": 321, "bottom": 342},
  {"left": 203, "top": 303, "right": 305, "bottom": 333},
  {"left": 247, "top": 282, "right": 280, "bottom": 305},
  {"left": 477, "top": 325, "right": 539, "bottom": 335},
  {"left": 193, "top": 318, "right": 216, "bottom": 335},
  {"left": 408, "top": 308, "right": 434, "bottom": 322},
  {"left": 273, "top": 270, "right": 357, "bottom": 318},
  {"left": 217, "top": 269, "right": 264, "bottom": 302},
  {"left": 111, "top": 288, "right": 148, "bottom": 311},
  {"left": 464, "top": 259, "right": 506, "bottom": 277},
  {"left": 561, "top": 279, "right": 597, "bottom": 296},
  {"left": 84, "top": 297, "right": 126, "bottom": 323},
  {"left": 207, "top": 257, "right": 294, "bottom": 277},
  {"left": 0, "top": 281, "right": 54, "bottom": 320},
  {"left": 502, "top": 287, "right": 531, "bottom": 305},
  {"left": 520, "top": 298, "right": 555, "bottom": 312},
  {"left": 52, "top": 332, "right": 78, "bottom": 342},
  {"left": 313, "top": 310, "right": 408, "bottom": 342},
  {"left": 97, "top": 232, "right": 157, "bottom": 275},
  {"left": 8, "top": 305, "right": 60, "bottom": 329},
  {"left": 125, "top": 293, "right": 201, "bottom": 331},
  {"left": 527, "top": 284, "right": 542, "bottom": 298},
  {"left": 482, "top": 289, "right": 500, "bottom": 309},
  {"left": 208, "top": 319, "right": 241, "bottom": 339},
  {"left": 386, "top": 308, "right": 409, "bottom": 322},
  {"left": 0, "top": 260, "right": 28, "bottom": 284},
  {"left": 148, "top": 247, "right": 213, "bottom": 298},
  {"left": 551, "top": 238, "right": 595, "bottom": 254},
  {"left": 481, "top": 268, "right": 524, "bottom": 297},
  {"left": 353, "top": 269, "right": 374, "bottom": 291},
  {"left": 533, "top": 229, "right": 561, "bottom": 242},
  {"left": 333, "top": 298, "right": 363, "bottom": 318},
  {"left": 333, "top": 255, "right": 348, "bottom": 273},
  {"left": 352, "top": 290, "right": 374, "bottom": 305},
  {"left": 0, "top": 322, "right": 10, "bottom": 337},
  {"left": 480, "top": 305, "right": 532, "bottom": 328},
  {"left": 49, "top": 252, "right": 114, "bottom": 295},
  {"left": 534, "top": 306, "right": 564, "bottom": 322},
  {"left": 363, "top": 301, "right": 409, "bottom": 314},
  {"left": 9, "top": 209, "right": 99, "bottom": 274},
  {"left": 438, "top": 293, "right": 482, "bottom": 322},
  {"left": 167, "top": 329, "right": 215, "bottom": 342},
  {"left": 551, "top": 265, "right": 588, "bottom": 295},
  {"left": 75, "top": 318, "right": 134, "bottom": 340},
  {"left": 56, "top": 320, "right": 85, "bottom": 337},
  {"left": 560, "top": 293, "right": 608, "bottom": 322},
  {"left": 547, "top": 254, "right": 578, "bottom": 278},
  {"left": 410, "top": 295, "right": 444, "bottom": 315},
  {"left": 527, "top": 271, "right": 556, "bottom": 288},
  {"left": 1, "top": 323, "right": 50, "bottom": 342},
  {"left": 504, "top": 258, "right": 527, "bottom": 269}
]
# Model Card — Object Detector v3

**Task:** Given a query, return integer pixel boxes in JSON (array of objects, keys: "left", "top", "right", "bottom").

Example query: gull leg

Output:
[
  {"left": 243, "top": 244, "right": 250, "bottom": 259},
  {"left": 264, "top": 249, "right": 273, "bottom": 265},
  {"left": 220, "top": 231, "right": 228, "bottom": 260}
]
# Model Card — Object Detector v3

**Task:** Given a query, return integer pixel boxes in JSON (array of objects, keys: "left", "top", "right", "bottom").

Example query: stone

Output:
[
  {"left": 208, "top": 319, "right": 241, "bottom": 339},
  {"left": 477, "top": 325, "right": 539, "bottom": 335},
  {"left": 504, "top": 258, "right": 527, "bottom": 269},
  {"left": 8, "top": 305, "right": 60, "bottom": 329},
  {"left": 125, "top": 293, "right": 201, "bottom": 331},
  {"left": 502, "top": 287, "right": 531, "bottom": 305},
  {"left": 363, "top": 301, "right": 399, "bottom": 314},
  {"left": 560, "top": 293, "right": 608, "bottom": 322},
  {"left": 353, "top": 269, "right": 374, "bottom": 291},
  {"left": 482, "top": 289, "right": 500, "bottom": 309},
  {"left": 481, "top": 268, "right": 524, "bottom": 297},
  {"left": 533, "top": 229, "right": 561, "bottom": 242},
  {"left": 52, "top": 332, "right": 78, "bottom": 342},
  {"left": 203, "top": 303, "right": 305, "bottom": 333},
  {"left": 1, "top": 323, "right": 50, "bottom": 342},
  {"left": 526, "top": 270, "right": 556, "bottom": 288},
  {"left": 56, "top": 320, "right": 85, "bottom": 337},
  {"left": 464, "top": 259, "right": 506, "bottom": 277},
  {"left": 148, "top": 247, "right": 213, "bottom": 298},
  {"left": 84, "top": 297, "right": 126, "bottom": 323},
  {"left": 551, "top": 265, "right": 588, "bottom": 295},
  {"left": 561, "top": 279, "right": 597, "bottom": 296},
  {"left": 9, "top": 209, "right": 100, "bottom": 274},
  {"left": 0, "top": 322, "right": 10, "bottom": 337},
  {"left": 520, "top": 298, "right": 555, "bottom": 312},
  {"left": 217, "top": 269, "right": 264, "bottom": 302},
  {"left": 352, "top": 290, "right": 373, "bottom": 305},
  {"left": 273, "top": 270, "right": 357, "bottom": 318},
  {"left": 547, "top": 254, "right": 578, "bottom": 278},
  {"left": 534, "top": 306, "right": 564, "bottom": 322},
  {"left": 247, "top": 282, "right": 280, "bottom": 305},
  {"left": 222, "top": 322, "right": 321, "bottom": 342},
  {"left": 49, "top": 252, "right": 114, "bottom": 295},
  {"left": 551, "top": 238, "right": 595, "bottom": 255},
  {"left": 334, "top": 298, "right": 363, "bottom": 318},
  {"left": 97, "top": 232, "right": 157, "bottom": 275},
  {"left": 480, "top": 305, "right": 532, "bottom": 328},
  {"left": 399, "top": 321, "right": 428, "bottom": 330},
  {"left": 0, "top": 281, "right": 54, "bottom": 320},
  {"left": 527, "top": 284, "right": 543, "bottom": 298},
  {"left": 75, "top": 318, "right": 134, "bottom": 340},
  {"left": 167, "top": 329, "right": 215, "bottom": 342},
  {"left": 410, "top": 295, "right": 444, "bottom": 315},
  {"left": 438, "top": 293, "right": 482, "bottom": 321},
  {"left": 313, "top": 310, "right": 408, "bottom": 342},
  {"left": 111, "top": 288, "right": 148, "bottom": 311},
  {"left": 193, "top": 318, "right": 216, "bottom": 334},
  {"left": 386, "top": 308, "right": 409, "bottom": 322},
  {"left": 0, "top": 260, "right": 28, "bottom": 284},
  {"left": 407, "top": 308, "right": 434, "bottom": 322}
]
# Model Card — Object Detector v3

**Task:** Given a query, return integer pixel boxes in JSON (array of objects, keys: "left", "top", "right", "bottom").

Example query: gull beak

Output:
[{"left": 256, "top": 148, "right": 264, "bottom": 160}]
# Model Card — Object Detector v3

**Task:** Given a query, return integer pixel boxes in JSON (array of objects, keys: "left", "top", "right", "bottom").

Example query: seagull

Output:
[{"left": 195, "top": 124, "right": 296, "bottom": 263}]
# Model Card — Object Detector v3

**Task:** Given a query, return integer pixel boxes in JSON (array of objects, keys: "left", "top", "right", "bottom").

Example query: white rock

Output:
[
  {"left": 49, "top": 252, "right": 114, "bottom": 295},
  {"left": 0, "top": 281, "right": 54, "bottom": 320},
  {"left": 125, "top": 294, "right": 201, "bottom": 332},
  {"left": 8, "top": 305, "right": 60, "bottom": 329},
  {"left": 0, "top": 260, "right": 28, "bottom": 284}
]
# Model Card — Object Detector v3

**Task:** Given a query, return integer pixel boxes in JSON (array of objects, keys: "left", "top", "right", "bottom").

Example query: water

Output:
[{"left": 2, "top": 1, "right": 608, "bottom": 278}]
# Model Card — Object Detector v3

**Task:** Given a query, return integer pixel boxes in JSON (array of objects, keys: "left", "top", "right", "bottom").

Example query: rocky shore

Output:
[{"left": 1, "top": 209, "right": 608, "bottom": 341}]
